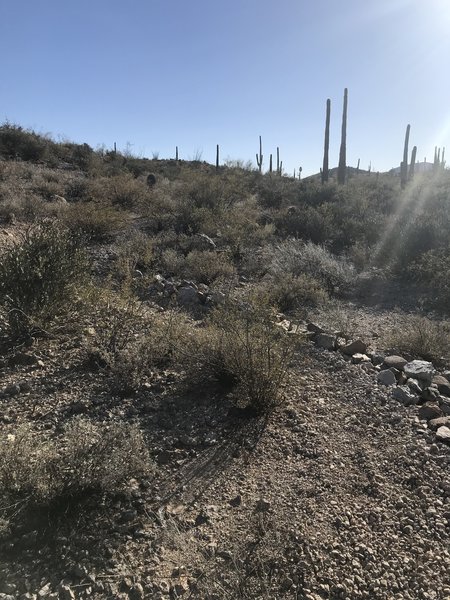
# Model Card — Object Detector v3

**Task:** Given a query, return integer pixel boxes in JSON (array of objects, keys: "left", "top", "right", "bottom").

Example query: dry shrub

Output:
[
  {"left": 88, "top": 174, "right": 148, "bottom": 209},
  {"left": 0, "top": 221, "right": 89, "bottom": 338},
  {"left": 181, "top": 300, "right": 295, "bottom": 414},
  {"left": 385, "top": 316, "right": 450, "bottom": 364},
  {"left": 89, "top": 298, "right": 190, "bottom": 395},
  {"left": 184, "top": 250, "right": 235, "bottom": 284},
  {"left": 268, "top": 239, "right": 354, "bottom": 294},
  {"left": 255, "top": 273, "right": 328, "bottom": 314},
  {"left": 0, "top": 419, "right": 151, "bottom": 528},
  {"left": 61, "top": 202, "right": 129, "bottom": 241}
]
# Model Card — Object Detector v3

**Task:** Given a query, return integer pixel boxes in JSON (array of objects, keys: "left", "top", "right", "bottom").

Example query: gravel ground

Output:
[{"left": 0, "top": 319, "right": 449, "bottom": 599}]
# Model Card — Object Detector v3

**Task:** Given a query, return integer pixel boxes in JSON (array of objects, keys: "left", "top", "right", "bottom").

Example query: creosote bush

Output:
[{"left": 0, "top": 221, "right": 88, "bottom": 338}]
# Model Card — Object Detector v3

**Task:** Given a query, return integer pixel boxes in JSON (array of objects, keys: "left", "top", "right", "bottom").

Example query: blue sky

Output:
[{"left": 1, "top": 0, "right": 449, "bottom": 176}]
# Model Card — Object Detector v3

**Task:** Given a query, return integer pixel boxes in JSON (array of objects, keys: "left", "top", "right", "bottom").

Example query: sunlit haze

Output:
[{"left": 1, "top": 0, "right": 449, "bottom": 175}]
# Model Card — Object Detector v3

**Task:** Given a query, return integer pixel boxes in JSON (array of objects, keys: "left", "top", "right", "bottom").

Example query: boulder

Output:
[
  {"left": 377, "top": 370, "right": 396, "bottom": 386},
  {"left": 404, "top": 360, "right": 435, "bottom": 384},
  {"left": 383, "top": 355, "right": 408, "bottom": 370},
  {"left": 341, "top": 339, "right": 367, "bottom": 355},
  {"left": 315, "top": 333, "right": 337, "bottom": 351}
]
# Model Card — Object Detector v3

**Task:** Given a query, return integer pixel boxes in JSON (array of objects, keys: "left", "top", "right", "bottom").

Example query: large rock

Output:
[
  {"left": 383, "top": 355, "right": 408, "bottom": 370},
  {"left": 436, "top": 426, "right": 450, "bottom": 443},
  {"left": 404, "top": 360, "right": 435, "bottom": 384},
  {"left": 315, "top": 333, "right": 337, "bottom": 351},
  {"left": 177, "top": 286, "right": 200, "bottom": 307},
  {"left": 418, "top": 402, "right": 442, "bottom": 421},
  {"left": 377, "top": 370, "right": 396, "bottom": 386},
  {"left": 432, "top": 375, "right": 450, "bottom": 397},
  {"left": 341, "top": 339, "right": 367, "bottom": 355},
  {"left": 428, "top": 416, "right": 450, "bottom": 431},
  {"left": 392, "top": 386, "right": 419, "bottom": 406}
]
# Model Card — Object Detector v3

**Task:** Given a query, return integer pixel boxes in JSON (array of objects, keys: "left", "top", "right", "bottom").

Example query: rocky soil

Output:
[{"left": 0, "top": 306, "right": 449, "bottom": 600}]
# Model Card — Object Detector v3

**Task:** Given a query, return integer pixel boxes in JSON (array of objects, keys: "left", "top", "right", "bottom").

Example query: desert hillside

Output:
[{"left": 0, "top": 125, "right": 449, "bottom": 599}]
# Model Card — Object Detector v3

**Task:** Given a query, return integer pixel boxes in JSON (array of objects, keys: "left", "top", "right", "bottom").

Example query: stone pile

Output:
[
  {"left": 149, "top": 274, "right": 225, "bottom": 310},
  {"left": 305, "top": 322, "right": 450, "bottom": 446}
]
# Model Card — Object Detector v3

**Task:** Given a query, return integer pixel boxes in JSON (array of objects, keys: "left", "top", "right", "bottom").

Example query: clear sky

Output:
[{"left": 1, "top": 0, "right": 449, "bottom": 176}]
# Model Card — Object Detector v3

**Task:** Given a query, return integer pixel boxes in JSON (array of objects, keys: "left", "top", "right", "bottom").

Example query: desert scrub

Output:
[
  {"left": 88, "top": 297, "right": 190, "bottom": 395},
  {"left": 182, "top": 300, "right": 295, "bottom": 414},
  {"left": 256, "top": 273, "right": 329, "bottom": 314},
  {"left": 385, "top": 315, "right": 450, "bottom": 364},
  {"left": 61, "top": 202, "right": 129, "bottom": 241},
  {"left": 268, "top": 239, "right": 355, "bottom": 295},
  {"left": 0, "top": 221, "right": 89, "bottom": 338},
  {"left": 0, "top": 419, "right": 151, "bottom": 527}
]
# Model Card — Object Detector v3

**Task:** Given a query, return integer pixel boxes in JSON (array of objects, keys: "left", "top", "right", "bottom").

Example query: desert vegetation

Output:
[{"left": 0, "top": 124, "right": 449, "bottom": 598}]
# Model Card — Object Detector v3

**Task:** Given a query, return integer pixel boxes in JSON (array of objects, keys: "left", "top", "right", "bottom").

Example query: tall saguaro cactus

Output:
[
  {"left": 409, "top": 145, "right": 417, "bottom": 179},
  {"left": 337, "top": 88, "right": 348, "bottom": 185},
  {"left": 400, "top": 124, "right": 410, "bottom": 188},
  {"left": 216, "top": 144, "right": 219, "bottom": 171},
  {"left": 256, "top": 136, "right": 263, "bottom": 172},
  {"left": 322, "top": 98, "right": 331, "bottom": 184}
]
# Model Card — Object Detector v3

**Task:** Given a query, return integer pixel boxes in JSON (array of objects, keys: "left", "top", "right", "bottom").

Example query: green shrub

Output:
[
  {"left": 0, "top": 221, "right": 88, "bottom": 337},
  {"left": 183, "top": 250, "right": 235, "bottom": 284}
]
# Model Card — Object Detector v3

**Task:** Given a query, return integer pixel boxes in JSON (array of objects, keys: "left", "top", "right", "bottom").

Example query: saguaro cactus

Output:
[
  {"left": 337, "top": 89, "right": 348, "bottom": 185},
  {"left": 269, "top": 154, "right": 273, "bottom": 173},
  {"left": 322, "top": 98, "right": 331, "bottom": 184},
  {"left": 216, "top": 144, "right": 219, "bottom": 171},
  {"left": 176, "top": 146, "right": 179, "bottom": 160},
  {"left": 409, "top": 145, "right": 417, "bottom": 179},
  {"left": 277, "top": 147, "right": 280, "bottom": 175},
  {"left": 400, "top": 124, "right": 410, "bottom": 189},
  {"left": 256, "top": 136, "right": 263, "bottom": 172}
]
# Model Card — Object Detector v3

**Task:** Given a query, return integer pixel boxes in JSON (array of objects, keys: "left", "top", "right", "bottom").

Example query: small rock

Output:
[
  {"left": 436, "top": 426, "right": 450, "bottom": 443},
  {"left": 377, "top": 370, "right": 396, "bottom": 386},
  {"left": 351, "top": 353, "right": 370, "bottom": 364},
  {"left": 341, "top": 339, "right": 367, "bottom": 355},
  {"left": 368, "top": 352, "right": 384, "bottom": 366},
  {"left": 420, "top": 386, "right": 440, "bottom": 402},
  {"left": 392, "top": 386, "right": 419, "bottom": 406},
  {"left": 4, "top": 383, "right": 21, "bottom": 397},
  {"left": 407, "top": 378, "right": 423, "bottom": 394},
  {"left": 255, "top": 498, "right": 271, "bottom": 512},
  {"left": 58, "top": 585, "right": 75, "bottom": 600},
  {"left": 307, "top": 323, "right": 324, "bottom": 334},
  {"left": 128, "top": 584, "right": 144, "bottom": 600},
  {"left": 229, "top": 495, "right": 241, "bottom": 507},
  {"left": 428, "top": 416, "right": 450, "bottom": 431},
  {"left": 432, "top": 375, "right": 450, "bottom": 397}
]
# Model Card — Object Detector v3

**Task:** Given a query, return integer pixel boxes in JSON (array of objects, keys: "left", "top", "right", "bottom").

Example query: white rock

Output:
[{"left": 404, "top": 360, "right": 436, "bottom": 384}]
